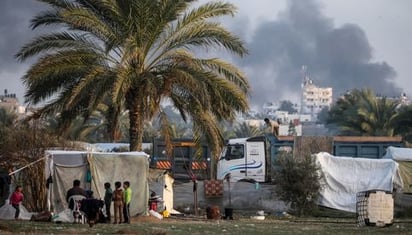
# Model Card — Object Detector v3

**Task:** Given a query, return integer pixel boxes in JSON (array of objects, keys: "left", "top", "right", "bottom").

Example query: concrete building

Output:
[
  {"left": 262, "top": 102, "right": 280, "bottom": 118},
  {"left": 300, "top": 73, "right": 332, "bottom": 120},
  {"left": 0, "top": 89, "right": 25, "bottom": 114}
]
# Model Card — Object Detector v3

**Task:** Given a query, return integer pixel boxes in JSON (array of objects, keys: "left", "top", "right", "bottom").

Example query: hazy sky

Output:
[{"left": 1, "top": 0, "right": 411, "bottom": 110}]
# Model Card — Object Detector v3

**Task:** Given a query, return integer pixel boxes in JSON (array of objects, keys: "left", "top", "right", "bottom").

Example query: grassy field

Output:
[{"left": 1, "top": 216, "right": 412, "bottom": 235}]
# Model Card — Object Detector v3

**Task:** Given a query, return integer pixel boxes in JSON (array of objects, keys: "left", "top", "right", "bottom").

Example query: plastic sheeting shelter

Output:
[
  {"left": 383, "top": 146, "right": 412, "bottom": 193},
  {"left": 0, "top": 199, "right": 35, "bottom": 220},
  {"left": 315, "top": 152, "right": 403, "bottom": 213},
  {"left": 45, "top": 150, "right": 149, "bottom": 216}
]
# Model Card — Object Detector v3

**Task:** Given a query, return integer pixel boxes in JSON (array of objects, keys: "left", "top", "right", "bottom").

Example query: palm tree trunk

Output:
[{"left": 128, "top": 104, "right": 144, "bottom": 151}]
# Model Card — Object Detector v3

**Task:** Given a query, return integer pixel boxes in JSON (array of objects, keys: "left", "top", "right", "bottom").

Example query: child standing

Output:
[
  {"left": 10, "top": 185, "right": 24, "bottom": 220},
  {"left": 112, "top": 181, "right": 123, "bottom": 224},
  {"left": 104, "top": 182, "right": 113, "bottom": 222},
  {"left": 123, "top": 181, "right": 132, "bottom": 224}
]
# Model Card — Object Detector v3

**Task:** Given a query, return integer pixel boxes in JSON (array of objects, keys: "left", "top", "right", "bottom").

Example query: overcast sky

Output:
[{"left": 1, "top": 0, "right": 411, "bottom": 110}]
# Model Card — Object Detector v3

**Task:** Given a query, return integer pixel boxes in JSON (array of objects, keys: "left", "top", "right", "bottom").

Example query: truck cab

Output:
[{"left": 217, "top": 136, "right": 267, "bottom": 182}]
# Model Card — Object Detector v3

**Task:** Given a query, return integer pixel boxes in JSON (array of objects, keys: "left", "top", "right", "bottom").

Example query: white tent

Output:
[
  {"left": 45, "top": 150, "right": 150, "bottom": 217},
  {"left": 315, "top": 152, "right": 403, "bottom": 213},
  {"left": 382, "top": 146, "right": 412, "bottom": 194},
  {"left": 383, "top": 146, "right": 412, "bottom": 161}
]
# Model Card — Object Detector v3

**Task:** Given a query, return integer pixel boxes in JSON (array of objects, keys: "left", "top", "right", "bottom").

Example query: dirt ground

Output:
[{"left": 1, "top": 215, "right": 412, "bottom": 235}]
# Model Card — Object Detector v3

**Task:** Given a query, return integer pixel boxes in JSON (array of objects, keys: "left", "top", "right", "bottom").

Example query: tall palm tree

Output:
[
  {"left": 356, "top": 90, "right": 399, "bottom": 136},
  {"left": 16, "top": 0, "right": 250, "bottom": 156},
  {"left": 327, "top": 89, "right": 400, "bottom": 136},
  {"left": 79, "top": 95, "right": 129, "bottom": 142}
]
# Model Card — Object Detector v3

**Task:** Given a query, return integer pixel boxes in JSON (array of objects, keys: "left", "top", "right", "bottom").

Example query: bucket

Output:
[{"left": 224, "top": 208, "right": 233, "bottom": 220}]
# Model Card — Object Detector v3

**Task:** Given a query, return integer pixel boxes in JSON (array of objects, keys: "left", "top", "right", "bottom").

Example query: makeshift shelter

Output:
[
  {"left": 315, "top": 152, "right": 403, "bottom": 213},
  {"left": 45, "top": 150, "right": 149, "bottom": 218},
  {"left": 382, "top": 146, "right": 412, "bottom": 193},
  {"left": 147, "top": 169, "right": 182, "bottom": 214}
]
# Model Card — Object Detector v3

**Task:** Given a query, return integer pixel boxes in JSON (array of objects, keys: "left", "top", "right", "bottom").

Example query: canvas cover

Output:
[
  {"left": 383, "top": 146, "right": 412, "bottom": 161},
  {"left": 382, "top": 146, "right": 412, "bottom": 193},
  {"left": 45, "top": 150, "right": 149, "bottom": 218},
  {"left": 315, "top": 152, "right": 403, "bottom": 213}
]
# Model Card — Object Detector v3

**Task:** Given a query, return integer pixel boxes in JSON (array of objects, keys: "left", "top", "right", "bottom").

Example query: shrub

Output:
[
  {"left": 0, "top": 120, "right": 81, "bottom": 212},
  {"left": 272, "top": 151, "right": 324, "bottom": 216}
]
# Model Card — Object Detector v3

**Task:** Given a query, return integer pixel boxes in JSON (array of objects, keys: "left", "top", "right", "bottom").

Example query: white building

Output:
[
  {"left": 300, "top": 75, "right": 332, "bottom": 119},
  {"left": 0, "top": 89, "right": 26, "bottom": 115},
  {"left": 262, "top": 102, "right": 280, "bottom": 118}
]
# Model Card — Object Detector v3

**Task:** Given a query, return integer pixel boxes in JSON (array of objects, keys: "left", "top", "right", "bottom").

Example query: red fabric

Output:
[
  {"left": 149, "top": 201, "right": 157, "bottom": 211},
  {"left": 9, "top": 191, "right": 23, "bottom": 205}
]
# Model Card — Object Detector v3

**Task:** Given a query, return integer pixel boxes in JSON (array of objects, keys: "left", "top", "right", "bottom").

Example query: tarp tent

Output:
[
  {"left": 315, "top": 152, "right": 403, "bottom": 213},
  {"left": 382, "top": 146, "right": 412, "bottom": 193},
  {"left": 45, "top": 150, "right": 149, "bottom": 217}
]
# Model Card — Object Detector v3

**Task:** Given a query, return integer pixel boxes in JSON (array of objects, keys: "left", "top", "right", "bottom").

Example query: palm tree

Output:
[
  {"left": 233, "top": 121, "right": 262, "bottom": 138},
  {"left": 392, "top": 105, "right": 412, "bottom": 143},
  {"left": 356, "top": 90, "right": 399, "bottom": 136},
  {"left": 16, "top": 0, "right": 250, "bottom": 157},
  {"left": 327, "top": 89, "right": 400, "bottom": 136}
]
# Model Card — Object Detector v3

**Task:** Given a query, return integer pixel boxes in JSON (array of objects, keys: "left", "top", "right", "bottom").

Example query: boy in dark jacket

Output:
[{"left": 104, "top": 182, "right": 113, "bottom": 222}]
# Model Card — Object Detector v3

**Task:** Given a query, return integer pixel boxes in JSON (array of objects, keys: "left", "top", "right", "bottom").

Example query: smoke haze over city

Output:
[{"left": 1, "top": 0, "right": 411, "bottom": 111}]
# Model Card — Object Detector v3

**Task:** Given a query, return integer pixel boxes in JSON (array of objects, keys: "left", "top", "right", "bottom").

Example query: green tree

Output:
[
  {"left": 233, "top": 121, "right": 262, "bottom": 138},
  {"left": 288, "top": 120, "right": 296, "bottom": 136},
  {"left": 0, "top": 119, "right": 82, "bottom": 212},
  {"left": 17, "top": 0, "right": 250, "bottom": 157},
  {"left": 327, "top": 89, "right": 399, "bottom": 136},
  {"left": 0, "top": 108, "right": 17, "bottom": 127},
  {"left": 273, "top": 152, "right": 323, "bottom": 216},
  {"left": 316, "top": 106, "right": 329, "bottom": 124},
  {"left": 279, "top": 100, "right": 298, "bottom": 114},
  {"left": 392, "top": 105, "right": 412, "bottom": 143}
]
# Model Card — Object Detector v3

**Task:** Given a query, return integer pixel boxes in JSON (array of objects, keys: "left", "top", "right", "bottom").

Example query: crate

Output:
[
  {"left": 356, "top": 190, "right": 394, "bottom": 227},
  {"left": 204, "top": 180, "right": 223, "bottom": 198}
]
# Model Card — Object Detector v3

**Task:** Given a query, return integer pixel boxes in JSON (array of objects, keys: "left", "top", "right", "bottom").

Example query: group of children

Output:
[
  {"left": 104, "top": 181, "right": 132, "bottom": 224},
  {"left": 9, "top": 180, "right": 132, "bottom": 223}
]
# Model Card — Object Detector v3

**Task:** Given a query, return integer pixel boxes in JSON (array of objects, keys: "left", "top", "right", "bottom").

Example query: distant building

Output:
[
  {"left": 399, "top": 93, "right": 411, "bottom": 106},
  {"left": 376, "top": 92, "right": 411, "bottom": 109},
  {"left": 262, "top": 102, "right": 280, "bottom": 118},
  {"left": 300, "top": 72, "right": 332, "bottom": 120},
  {"left": 0, "top": 89, "right": 25, "bottom": 114}
]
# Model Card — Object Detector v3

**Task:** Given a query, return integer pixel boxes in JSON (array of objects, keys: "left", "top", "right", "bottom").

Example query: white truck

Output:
[
  {"left": 216, "top": 135, "right": 403, "bottom": 182},
  {"left": 216, "top": 136, "right": 278, "bottom": 182}
]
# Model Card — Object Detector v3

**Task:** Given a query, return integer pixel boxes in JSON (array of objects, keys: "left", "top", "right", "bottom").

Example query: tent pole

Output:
[{"left": 8, "top": 157, "right": 46, "bottom": 176}]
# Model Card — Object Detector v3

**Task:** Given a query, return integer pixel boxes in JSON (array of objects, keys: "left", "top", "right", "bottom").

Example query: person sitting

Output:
[{"left": 66, "top": 179, "right": 86, "bottom": 210}]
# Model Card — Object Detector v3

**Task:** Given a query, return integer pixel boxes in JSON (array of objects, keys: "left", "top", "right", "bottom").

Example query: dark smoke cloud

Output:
[
  {"left": 0, "top": 0, "right": 46, "bottom": 67},
  {"left": 0, "top": 0, "right": 45, "bottom": 102},
  {"left": 0, "top": 0, "right": 402, "bottom": 107},
  {"left": 230, "top": 0, "right": 401, "bottom": 108}
]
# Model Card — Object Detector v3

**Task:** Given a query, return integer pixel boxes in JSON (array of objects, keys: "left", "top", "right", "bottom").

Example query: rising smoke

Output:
[
  {"left": 0, "top": 0, "right": 402, "bottom": 107},
  {"left": 230, "top": 0, "right": 401, "bottom": 108}
]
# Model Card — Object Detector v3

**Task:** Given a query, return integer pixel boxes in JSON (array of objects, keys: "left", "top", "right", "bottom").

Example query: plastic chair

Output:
[{"left": 68, "top": 195, "right": 86, "bottom": 224}]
